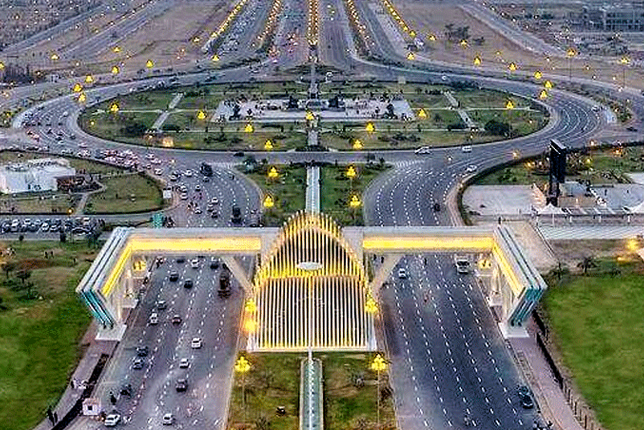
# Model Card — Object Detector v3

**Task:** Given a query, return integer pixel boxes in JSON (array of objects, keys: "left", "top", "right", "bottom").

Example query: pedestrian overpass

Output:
[{"left": 77, "top": 213, "right": 547, "bottom": 344}]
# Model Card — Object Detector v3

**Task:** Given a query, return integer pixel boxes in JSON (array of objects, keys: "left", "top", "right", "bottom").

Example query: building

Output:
[
  {"left": 0, "top": 158, "right": 75, "bottom": 194},
  {"left": 582, "top": 3, "right": 644, "bottom": 32}
]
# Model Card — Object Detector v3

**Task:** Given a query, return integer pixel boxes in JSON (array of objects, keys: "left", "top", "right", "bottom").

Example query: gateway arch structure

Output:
[{"left": 77, "top": 213, "right": 547, "bottom": 344}]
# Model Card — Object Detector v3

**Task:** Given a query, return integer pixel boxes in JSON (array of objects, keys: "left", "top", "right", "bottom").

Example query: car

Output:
[
  {"left": 120, "top": 383, "right": 133, "bottom": 396},
  {"left": 132, "top": 357, "right": 144, "bottom": 369},
  {"left": 184, "top": 169, "right": 193, "bottom": 177},
  {"left": 162, "top": 413, "right": 174, "bottom": 425},
  {"left": 398, "top": 268, "right": 408, "bottom": 279},
  {"left": 210, "top": 197, "right": 219, "bottom": 205},
  {"left": 202, "top": 176, "right": 210, "bottom": 182},
  {"left": 175, "top": 378, "right": 188, "bottom": 392},
  {"left": 465, "top": 164, "right": 478, "bottom": 173},
  {"left": 183, "top": 279, "right": 193, "bottom": 288},
  {"left": 176, "top": 256, "right": 186, "bottom": 264},
  {"left": 104, "top": 413, "right": 121, "bottom": 427},
  {"left": 519, "top": 392, "right": 535, "bottom": 409},
  {"left": 169, "top": 271, "right": 179, "bottom": 282},
  {"left": 180, "top": 193, "right": 188, "bottom": 200},
  {"left": 195, "top": 184, "right": 202, "bottom": 191},
  {"left": 194, "top": 207, "right": 202, "bottom": 214},
  {"left": 191, "top": 337, "right": 202, "bottom": 348},
  {"left": 156, "top": 299, "right": 167, "bottom": 310},
  {"left": 136, "top": 346, "right": 149, "bottom": 356},
  {"left": 210, "top": 259, "right": 220, "bottom": 270},
  {"left": 414, "top": 146, "right": 431, "bottom": 154},
  {"left": 462, "top": 145, "right": 472, "bottom": 153},
  {"left": 149, "top": 313, "right": 159, "bottom": 325},
  {"left": 172, "top": 315, "right": 182, "bottom": 325},
  {"left": 179, "top": 358, "right": 190, "bottom": 368},
  {"left": 627, "top": 126, "right": 638, "bottom": 132},
  {"left": 211, "top": 211, "right": 219, "bottom": 219},
  {"left": 190, "top": 258, "right": 199, "bottom": 269}
]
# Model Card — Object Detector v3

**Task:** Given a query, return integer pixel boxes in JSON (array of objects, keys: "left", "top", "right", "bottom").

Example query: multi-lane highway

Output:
[{"left": 75, "top": 255, "right": 245, "bottom": 429}]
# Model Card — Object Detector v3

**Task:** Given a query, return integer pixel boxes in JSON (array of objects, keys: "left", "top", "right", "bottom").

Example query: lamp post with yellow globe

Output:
[
  {"left": 346, "top": 165, "right": 357, "bottom": 191},
  {"left": 370, "top": 354, "right": 387, "bottom": 430},
  {"left": 620, "top": 55, "right": 629, "bottom": 90},
  {"left": 234, "top": 356, "right": 251, "bottom": 424},
  {"left": 566, "top": 47, "right": 576, "bottom": 81},
  {"left": 353, "top": 139, "right": 363, "bottom": 150}
]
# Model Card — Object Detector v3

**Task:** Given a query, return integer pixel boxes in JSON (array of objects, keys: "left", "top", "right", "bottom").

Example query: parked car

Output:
[
  {"left": 175, "top": 378, "right": 188, "bottom": 392},
  {"left": 105, "top": 413, "right": 121, "bottom": 427}
]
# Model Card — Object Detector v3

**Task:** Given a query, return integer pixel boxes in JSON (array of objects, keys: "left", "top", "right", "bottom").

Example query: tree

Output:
[
  {"left": 485, "top": 119, "right": 511, "bottom": 136},
  {"left": 16, "top": 269, "right": 31, "bottom": 285},
  {"left": 577, "top": 256, "right": 597, "bottom": 274},
  {"left": 2, "top": 262, "right": 16, "bottom": 279}
]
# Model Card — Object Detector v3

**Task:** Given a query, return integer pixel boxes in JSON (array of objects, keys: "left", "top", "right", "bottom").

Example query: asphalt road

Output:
[{"left": 72, "top": 255, "right": 245, "bottom": 430}]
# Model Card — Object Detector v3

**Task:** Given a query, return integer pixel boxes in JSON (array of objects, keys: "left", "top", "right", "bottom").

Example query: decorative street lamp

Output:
[
  {"left": 263, "top": 195, "right": 275, "bottom": 208},
  {"left": 264, "top": 139, "right": 274, "bottom": 150},
  {"left": 353, "top": 139, "right": 363, "bottom": 150},
  {"left": 268, "top": 166, "right": 279, "bottom": 180},
  {"left": 234, "top": 356, "right": 252, "bottom": 424},
  {"left": 370, "top": 354, "right": 387, "bottom": 429}
]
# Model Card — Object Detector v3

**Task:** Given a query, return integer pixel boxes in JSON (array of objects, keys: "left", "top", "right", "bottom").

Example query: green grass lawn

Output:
[
  {"left": 542, "top": 257, "right": 644, "bottom": 430},
  {"left": 320, "top": 163, "right": 390, "bottom": 226},
  {"left": 243, "top": 164, "right": 307, "bottom": 226},
  {"left": 0, "top": 241, "right": 95, "bottom": 430},
  {"left": 228, "top": 352, "right": 396, "bottom": 430},
  {"left": 476, "top": 146, "right": 644, "bottom": 186},
  {"left": 85, "top": 173, "right": 164, "bottom": 214}
]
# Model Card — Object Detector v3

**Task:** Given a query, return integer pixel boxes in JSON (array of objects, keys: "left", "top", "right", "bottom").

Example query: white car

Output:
[
  {"left": 105, "top": 413, "right": 121, "bottom": 427},
  {"left": 180, "top": 193, "right": 188, "bottom": 200},
  {"left": 191, "top": 337, "right": 203, "bottom": 348},
  {"left": 462, "top": 145, "right": 472, "bottom": 153},
  {"left": 162, "top": 413, "right": 174, "bottom": 425},
  {"left": 414, "top": 146, "right": 431, "bottom": 154},
  {"left": 465, "top": 164, "right": 478, "bottom": 173},
  {"left": 179, "top": 358, "right": 190, "bottom": 368},
  {"left": 398, "top": 268, "right": 408, "bottom": 279},
  {"left": 184, "top": 169, "right": 193, "bottom": 177},
  {"left": 190, "top": 258, "right": 199, "bottom": 269},
  {"left": 149, "top": 313, "right": 159, "bottom": 325}
]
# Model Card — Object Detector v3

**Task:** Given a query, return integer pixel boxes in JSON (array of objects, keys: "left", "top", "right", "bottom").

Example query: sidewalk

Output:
[
  {"left": 509, "top": 319, "right": 584, "bottom": 430},
  {"left": 34, "top": 322, "right": 117, "bottom": 430}
]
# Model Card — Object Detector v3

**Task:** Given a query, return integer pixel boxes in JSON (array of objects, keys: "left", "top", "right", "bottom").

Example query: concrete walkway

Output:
[
  {"left": 509, "top": 319, "right": 584, "bottom": 430},
  {"left": 306, "top": 166, "right": 320, "bottom": 214},
  {"left": 151, "top": 93, "right": 184, "bottom": 130},
  {"left": 539, "top": 225, "right": 644, "bottom": 240},
  {"left": 444, "top": 91, "right": 478, "bottom": 129}
]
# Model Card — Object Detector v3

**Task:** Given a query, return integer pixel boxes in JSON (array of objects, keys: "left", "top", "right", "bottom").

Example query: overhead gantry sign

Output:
[{"left": 77, "top": 219, "right": 546, "bottom": 342}]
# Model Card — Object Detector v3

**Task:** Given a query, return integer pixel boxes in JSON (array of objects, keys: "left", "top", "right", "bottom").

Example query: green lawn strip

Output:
[
  {"left": 321, "top": 352, "right": 396, "bottom": 430},
  {"left": 0, "top": 241, "right": 95, "bottom": 430},
  {"left": 228, "top": 353, "right": 301, "bottom": 430},
  {"left": 320, "top": 163, "right": 390, "bottom": 226},
  {"left": 108, "top": 91, "right": 176, "bottom": 110},
  {"left": 227, "top": 352, "right": 396, "bottom": 430},
  {"left": 84, "top": 173, "right": 164, "bottom": 214},
  {"left": 475, "top": 146, "right": 644, "bottom": 186},
  {"left": 243, "top": 164, "right": 307, "bottom": 226},
  {"left": 542, "top": 258, "right": 644, "bottom": 430},
  {"left": 452, "top": 89, "right": 530, "bottom": 109}
]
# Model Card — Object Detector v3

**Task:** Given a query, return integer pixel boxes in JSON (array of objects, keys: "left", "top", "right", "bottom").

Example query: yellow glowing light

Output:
[
  {"left": 111, "top": 65, "right": 120, "bottom": 75},
  {"left": 407, "top": 52, "right": 415, "bottom": 60},
  {"left": 505, "top": 100, "right": 515, "bottom": 110},
  {"left": 264, "top": 139, "right": 274, "bottom": 150},
  {"left": 370, "top": 354, "right": 387, "bottom": 372},
  {"left": 417, "top": 108, "right": 427, "bottom": 119},
  {"left": 305, "top": 110, "right": 315, "bottom": 121},
  {"left": 197, "top": 110, "right": 207, "bottom": 120},
  {"left": 365, "top": 296, "right": 378, "bottom": 314},
  {"left": 264, "top": 195, "right": 275, "bottom": 208},
  {"left": 409, "top": 30, "right": 416, "bottom": 37},
  {"left": 428, "top": 34, "right": 436, "bottom": 41},
  {"left": 460, "top": 39, "right": 468, "bottom": 48},
  {"left": 77, "top": 92, "right": 87, "bottom": 104},
  {"left": 365, "top": 122, "right": 375, "bottom": 133},
  {"left": 245, "top": 299, "right": 257, "bottom": 313},
  {"left": 353, "top": 139, "right": 363, "bottom": 150},
  {"left": 473, "top": 56, "right": 482, "bottom": 66},
  {"left": 72, "top": 83, "right": 83, "bottom": 93},
  {"left": 539, "top": 89, "right": 548, "bottom": 100},
  {"left": 544, "top": 80, "right": 553, "bottom": 89},
  {"left": 620, "top": 56, "right": 630, "bottom": 65},
  {"left": 145, "top": 59, "right": 154, "bottom": 69},
  {"left": 50, "top": 53, "right": 59, "bottom": 61},
  {"left": 211, "top": 54, "right": 220, "bottom": 62},
  {"left": 534, "top": 70, "right": 542, "bottom": 80},
  {"left": 508, "top": 62, "right": 517, "bottom": 72},
  {"left": 566, "top": 47, "right": 577, "bottom": 58},
  {"left": 109, "top": 102, "right": 119, "bottom": 113},
  {"left": 162, "top": 136, "right": 174, "bottom": 147},
  {"left": 245, "top": 123, "right": 254, "bottom": 133},
  {"left": 512, "top": 150, "right": 520, "bottom": 159},
  {"left": 112, "top": 46, "right": 121, "bottom": 53},
  {"left": 235, "top": 356, "right": 251, "bottom": 373},
  {"left": 85, "top": 74, "right": 94, "bottom": 84},
  {"left": 346, "top": 165, "right": 357, "bottom": 179},
  {"left": 349, "top": 195, "right": 361, "bottom": 209},
  {"left": 89, "top": 120, "right": 96, "bottom": 127},
  {"left": 0, "top": 62, "right": 4, "bottom": 70},
  {"left": 268, "top": 166, "right": 279, "bottom": 179}
]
